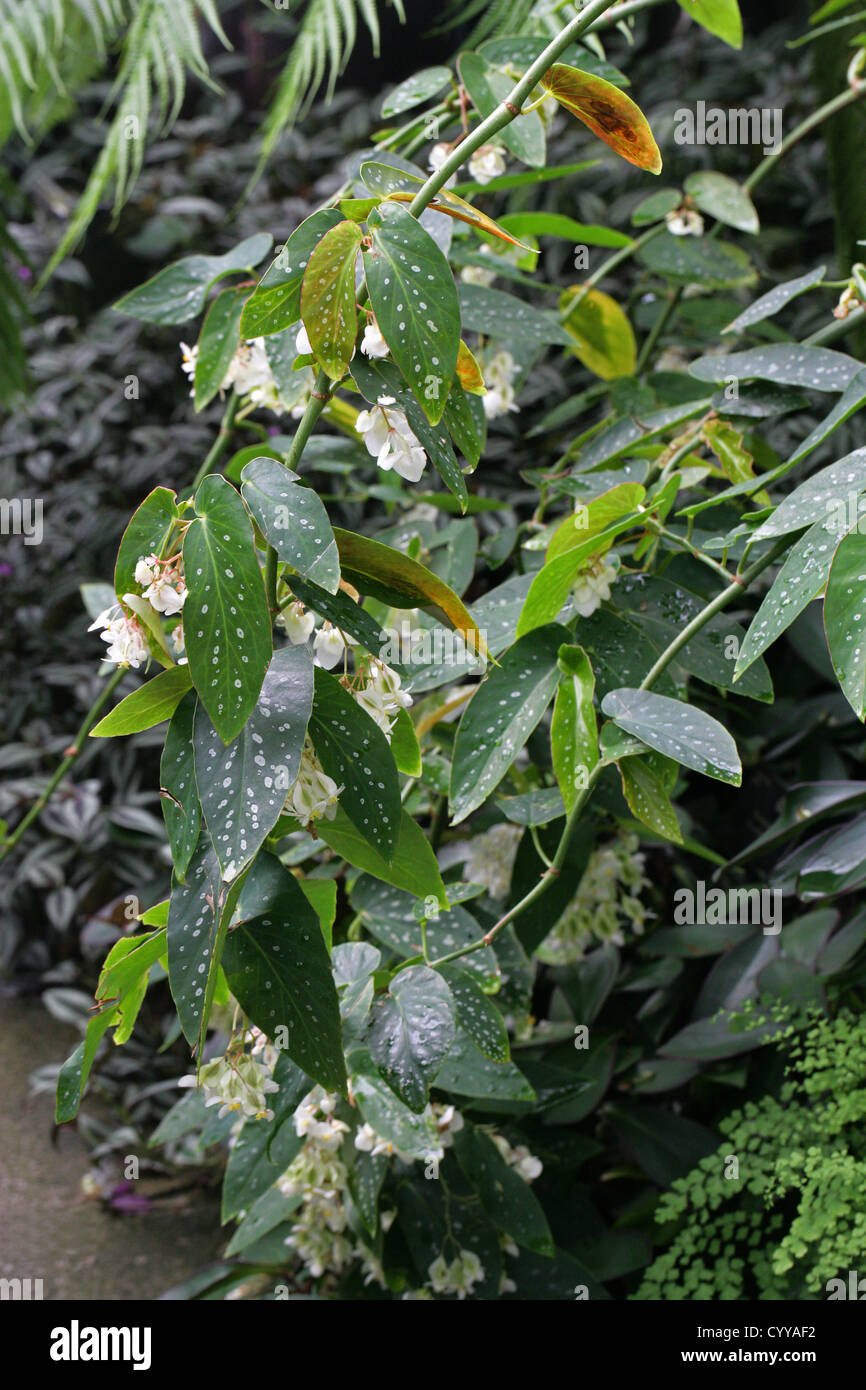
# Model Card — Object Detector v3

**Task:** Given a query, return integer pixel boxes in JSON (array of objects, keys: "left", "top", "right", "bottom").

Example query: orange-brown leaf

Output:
[{"left": 541, "top": 63, "right": 662, "bottom": 175}]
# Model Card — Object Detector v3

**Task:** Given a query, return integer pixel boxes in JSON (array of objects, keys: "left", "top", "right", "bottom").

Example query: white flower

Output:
[
  {"left": 142, "top": 573, "right": 188, "bottom": 616},
  {"left": 427, "top": 1249, "right": 485, "bottom": 1299},
  {"left": 491, "top": 1134, "right": 543, "bottom": 1183},
  {"left": 461, "top": 262, "right": 497, "bottom": 287},
  {"left": 313, "top": 622, "right": 346, "bottom": 670},
  {"left": 482, "top": 350, "right": 520, "bottom": 420},
  {"left": 571, "top": 554, "right": 618, "bottom": 618},
  {"left": 288, "top": 743, "right": 342, "bottom": 827},
  {"left": 666, "top": 208, "right": 705, "bottom": 237},
  {"left": 354, "top": 1123, "right": 397, "bottom": 1158},
  {"left": 296, "top": 324, "right": 313, "bottom": 355},
  {"left": 354, "top": 659, "right": 412, "bottom": 738},
  {"left": 280, "top": 600, "right": 316, "bottom": 645},
  {"left": 181, "top": 335, "right": 283, "bottom": 411},
  {"left": 468, "top": 144, "right": 506, "bottom": 184},
  {"left": 179, "top": 341, "right": 197, "bottom": 383},
  {"left": 87, "top": 605, "right": 149, "bottom": 669},
  {"left": 180, "top": 1051, "right": 280, "bottom": 1121},
  {"left": 170, "top": 622, "right": 186, "bottom": 662},
  {"left": 428, "top": 142, "right": 459, "bottom": 187},
  {"left": 134, "top": 554, "right": 158, "bottom": 587},
  {"left": 355, "top": 397, "right": 427, "bottom": 483},
  {"left": 361, "top": 319, "right": 390, "bottom": 359}
]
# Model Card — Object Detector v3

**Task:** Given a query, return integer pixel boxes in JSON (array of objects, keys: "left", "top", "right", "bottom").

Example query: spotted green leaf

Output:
[
  {"left": 438, "top": 963, "right": 510, "bottom": 1062},
  {"left": 241, "top": 455, "right": 340, "bottom": 594},
  {"left": 239, "top": 209, "right": 344, "bottom": 338},
  {"left": 619, "top": 754, "right": 683, "bottom": 844},
  {"left": 825, "top": 522, "right": 866, "bottom": 720},
  {"left": 601, "top": 688, "right": 742, "bottom": 786},
  {"left": 453, "top": 1121, "right": 554, "bottom": 1255},
  {"left": 689, "top": 345, "right": 860, "bottom": 393},
  {"left": 194, "top": 644, "right": 313, "bottom": 881},
  {"left": 300, "top": 219, "right": 363, "bottom": 380},
  {"left": 194, "top": 287, "right": 246, "bottom": 410},
  {"left": 367, "top": 965, "right": 456, "bottom": 1112},
  {"left": 114, "top": 234, "right": 273, "bottom": 324},
  {"left": 753, "top": 449, "right": 866, "bottom": 539},
  {"left": 183, "top": 474, "right": 272, "bottom": 744},
  {"left": 381, "top": 66, "right": 452, "bottom": 117},
  {"left": 684, "top": 171, "right": 758, "bottom": 233},
  {"left": 724, "top": 266, "right": 826, "bottom": 334},
  {"left": 736, "top": 518, "right": 839, "bottom": 677},
  {"left": 223, "top": 854, "right": 346, "bottom": 1094},
  {"left": 551, "top": 644, "right": 599, "bottom": 812},
  {"left": 363, "top": 201, "right": 461, "bottom": 425},
  {"left": 450, "top": 624, "right": 570, "bottom": 824},
  {"left": 160, "top": 691, "right": 201, "bottom": 883},
  {"left": 308, "top": 667, "right": 401, "bottom": 861}
]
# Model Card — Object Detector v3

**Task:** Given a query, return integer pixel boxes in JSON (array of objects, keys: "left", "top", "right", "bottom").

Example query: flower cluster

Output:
[
  {"left": 355, "top": 394, "right": 427, "bottom": 482},
  {"left": 181, "top": 336, "right": 287, "bottom": 413},
  {"left": 354, "top": 658, "right": 413, "bottom": 738},
  {"left": 427, "top": 1249, "right": 485, "bottom": 1298},
  {"left": 492, "top": 1133, "right": 543, "bottom": 1182},
  {"left": 288, "top": 740, "right": 342, "bottom": 828},
  {"left": 134, "top": 552, "right": 188, "bottom": 616},
  {"left": 666, "top": 207, "right": 705, "bottom": 237},
  {"left": 482, "top": 349, "right": 520, "bottom": 420},
  {"left": 537, "top": 832, "right": 651, "bottom": 964},
  {"left": 179, "top": 1049, "right": 279, "bottom": 1121},
  {"left": 427, "top": 140, "right": 506, "bottom": 187},
  {"left": 278, "top": 1087, "right": 356, "bottom": 1280},
  {"left": 87, "top": 604, "right": 149, "bottom": 669},
  {"left": 571, "top": 553, "right": 618, "bottom": 618}
]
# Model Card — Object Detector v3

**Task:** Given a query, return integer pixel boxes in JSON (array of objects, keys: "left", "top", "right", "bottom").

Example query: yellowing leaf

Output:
[
  {"left": 560, "top": 285, "right": 637, "bottom": 380},
  {"left": 541, "top": 63, "right": 662, "bottom": 175},
  {"left": 456, "top": 340, "right": 486, "bottom": 395},
  {"left": 300, "top": 219, "right": 363, "bottom": 380}
]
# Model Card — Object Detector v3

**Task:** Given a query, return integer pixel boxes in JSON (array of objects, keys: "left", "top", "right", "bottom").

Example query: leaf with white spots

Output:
[
  {"left": 223, "top": 852, "right": 346, "bottom": 1093},
  {"left": 220, "top": 1053, "right": 309, "bottom": 1221},
  {"left": 239, "top": 209, "right": 344, "bottom": 338},
  {"left": 684, "top": 171, "right": 758, "bottom": 234},
  {"left": 283, "top": 572, "right": 387, "bottom": 656},
  {"left": 381, "top": 66, "right": 453, "bottom": 118},
  {"left": 637, "top": 232, "right": 755, "bottom": 288},
  {"left": 450, "top": 624, "right": 570, "bottom": 823},
  {"left": 435, "top": 1025, "right": 535, "bottom": 1102},
  {"left": 824, "top": 523, "right": 866, "bottom": 720},
  {"left": 601, "top": 688, "right": 742, "bottom": 786},
  {"left": 551, "top": 644, "right": 599, "bottom": 812},
  {"left": 724, "top": 266, "right": 826, "bottom": 335},
  {"left": 367, "top": 965, "right": 455, "bottom": 1112},
  {"left": 689, "top": 345, "right": 861, "bottom": 393},
  {"left": 350, "top": 878, "right": 499, "bottom": 989},
  {"left": 114, "top": 486, "right": 178, "bottom": 603},
  {"left": 459, "top": 51, "right": 545, "bottom": 168},
  {"left": 113, "top": 234, "right": 273, "bottom": 324},
  {"left": 308, "top": 667, "right": 401, "bottom": 861},
  {"left": 241, "top": 455, "right": 340, "bottom": 594},
  {"left": 364, "top": 201, "right": 461, "bottom": 425},
  {"left": 349, "top": 1050, "right": 442, "bottom": 1161},
  {"left": 183, "top": 474, "right": 272, "bottom": 745},
  {"left": 193, "top": 287, "right": 246, "bottom": 411},
  {"left": 160, "top": 691, "right": 201, "bottom": 881},
  {"left": 618, "top": 754, "right": 683, "bottom": 845},
  {"left": 753, "top": 449, "right": 866, "bottom": 539},
  {"left": 438, "top": 963, "right": 510, "bottom": 1062},
  {"left": 166, "top": 829, "right": 241, "bottom": 1051},
  {"left": 735, "top": 518, "right": 839, "bottom": 677},
  {"left": 458, "top": 281, "right": 572, "bottom": 348},
  {"left": 194, "top": 644, "right": 313, "bottom": 881},
  {"left": 299, "top": 218, "right": 363, "bottom": 381}
]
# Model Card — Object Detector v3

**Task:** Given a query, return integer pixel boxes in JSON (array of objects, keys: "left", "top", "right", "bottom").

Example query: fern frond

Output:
[
  {"left": 34, "top": 0, "right": 230, "bottom": 282},
  {"left": 251, "top": 0, "right": 396, "bottom": 189}
]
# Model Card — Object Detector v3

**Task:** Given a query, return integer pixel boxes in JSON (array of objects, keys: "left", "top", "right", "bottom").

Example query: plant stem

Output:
[
  {"left": 408, "top": 0, "right": 617, "bottom": 218},
  {"left": 0, "top": 667, "right": 126, "bottom": 862},
  {"left": 745, "top": 85, "right": 866, "bottom": 194},
  {"left": 190, "top": 390, "right": 241, "bottom": 492},
  {"left": 636, "top": 286, "right": 683, "bottom": 372}
]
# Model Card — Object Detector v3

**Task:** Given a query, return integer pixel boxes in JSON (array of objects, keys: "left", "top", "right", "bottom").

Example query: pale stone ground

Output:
[{"left": 0, "top": 998, "right": 223, "bottom": 1300}]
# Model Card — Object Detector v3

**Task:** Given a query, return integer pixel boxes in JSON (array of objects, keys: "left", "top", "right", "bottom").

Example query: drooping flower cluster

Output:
[
  {"left": 537, "top": 832, "right": 651, "bottom": 964},
  {"left": 354, "top": 657, "right": 413, "bottom": 738},
  {"left": 278, "top": 1087, "right": 355, "bottom": 1279},
  {"left": 178, "top": 1048, "right": 280, "bottom": 1121},
  {"left": 427, "top": 1249, "right": 485, "bottom": 1299},
  {"left": 87, "top": 604, "right": 149, "bottom": 669},
  {"left": 571, "top": 553, "right": 618, "bottom": 618},
  {"left": 134, "top": 552, "right": 188, "bottom": 616},
  {"left": 666, "top": 207, "right": 705, "bottom": 237},
  {"left": 355, "top": 394, "right": 427, "bottom": 482},
  {"left": 181, "top": 336, "right": 287, "bottom": 413},
  {"left": 288, "top": 740, "right": 342, "bottom": 828},
  {"left": 462, "top": 821, "right": 523, "bottom": 900},
  {"left": 482, "top": 350, "right": 520, "bottom": 420}
]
